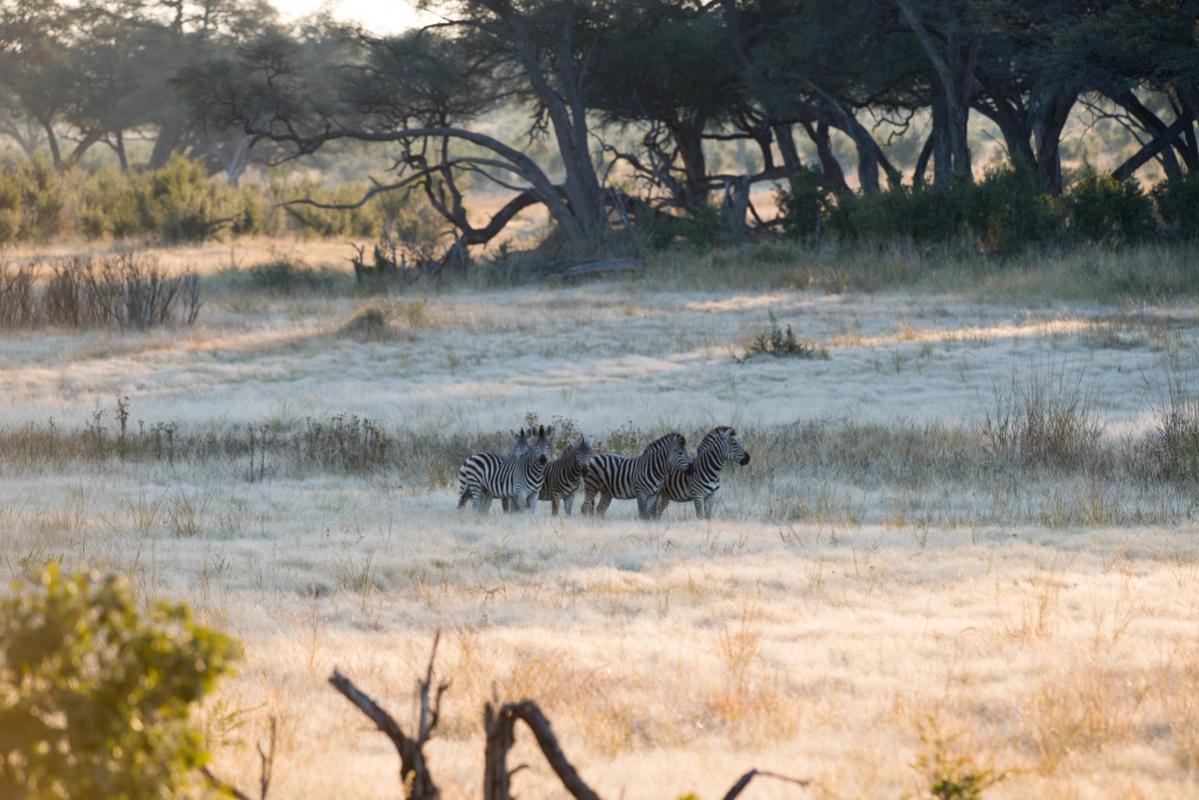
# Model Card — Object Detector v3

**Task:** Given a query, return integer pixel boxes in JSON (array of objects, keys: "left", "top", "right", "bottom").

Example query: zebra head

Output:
[
  {"left": 510, "top": 428, "right": 531, "bottom": 458},
  {"left": 720, "top": 426, "right": 750, "bottom": 465},
  {"left": 661, "top": 432, "right": 689, "bottom": 470},
  {"left": 531, "top": 424, "right": 552, "bottom": 466},
  {"left": 571, "top": 434, "right": 594, "bottom": 472}
]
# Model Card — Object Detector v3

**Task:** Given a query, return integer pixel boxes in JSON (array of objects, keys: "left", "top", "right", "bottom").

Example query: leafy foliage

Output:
[
  {"left": 0, "top": 563, "right": 239, "bottom": 799},
  {"left": 1061, "top": 168, "right": 1156, "bottom": 244}
]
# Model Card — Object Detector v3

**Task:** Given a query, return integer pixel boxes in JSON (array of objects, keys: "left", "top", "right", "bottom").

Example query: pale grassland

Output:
[{"left": 2, "top": 242, "right": 1199, "bottom": 798}]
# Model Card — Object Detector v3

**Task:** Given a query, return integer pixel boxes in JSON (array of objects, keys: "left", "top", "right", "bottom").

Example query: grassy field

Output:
[{"left": 2, "top": 241, "right": 1199, "bottom": 798}]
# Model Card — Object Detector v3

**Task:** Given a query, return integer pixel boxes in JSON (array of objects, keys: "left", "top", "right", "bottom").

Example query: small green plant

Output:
[
  {"left": 741, "top": 312, "right": 829, "bottom": 360},
  {"left": 0, "top": 562, "right": 239, "bottom": 798},
  {"left": 915, "top": 718, "right": 1006, "bottom": 800}
]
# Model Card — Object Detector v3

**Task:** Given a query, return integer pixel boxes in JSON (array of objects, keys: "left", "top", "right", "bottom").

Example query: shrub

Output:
[
  {"left": 740, "top": 311, "right": 829, "bottom": 360},
  {"left": 1149, "top": 376, "right": 1199, "bottom": 483},
  {"left": 17, "top": 156, "right": 66, "bottom": 241},
  {"left": 776, "top": 166, "right": 836, "bottom": 239},
  {"left": 1062, "top": 167, "right": 1155, "bottom": 243},
  {"left": 0, "top": 563, "right": 238, "bottom": 798},
  {"left": 236, "top": 259, "right": 345, "bottom": 294},
  {"left": 0, "top": 254, "right": 203, "bottom": 330},
  {"left": 828, "top": 181, "right": 972, "bottom": 244},
  {"left": 984, "top": 365, "right": 1104, "bottom": 469},
  {"left": 966, "top": 164, "right": 1063, "bottom": 253},
  {"left": 1152, "top": 172, "right": 1199, "bottom": 240}
]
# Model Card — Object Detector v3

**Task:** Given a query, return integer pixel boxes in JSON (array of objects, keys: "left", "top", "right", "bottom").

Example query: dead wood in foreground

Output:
[{"left": 218, "top": 631, "right": 809, "bottom": 799}]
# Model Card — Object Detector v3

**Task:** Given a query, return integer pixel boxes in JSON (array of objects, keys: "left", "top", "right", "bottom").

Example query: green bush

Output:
[
  {"left": 18, "top": 156, "right": 66, "bottom": 241},
  {"left": 965, "top": 164, "right": 1063, "bottom": 253},
  {"left": 776, "top": 166, "right": 836, "bottom": 239},
  {"left": 829, "top": 181, "right": 972, "bottom": 244},
  {"left": 0, "top": 562, "right": 238, "bottom": 798},
  {"left": 0, "top": 170, "right": 20, "bottom": 243},
  {"left": 1062, "top": 167, "right": 1155, "bottom": 243},
  {"left": 1152, "top": 172, "right": 1199, "bottom": 240}
]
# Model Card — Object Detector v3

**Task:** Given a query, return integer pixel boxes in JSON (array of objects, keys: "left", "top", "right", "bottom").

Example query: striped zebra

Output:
[
  {"left": 650, "top": 426, "right": 749, "bottom": 519},
  {"left": 539, "top": 434, "right": 594, "bottom": 515},
  {"left": 457, "top": 426, "right": 552, "bottom": 513},
  {"left": 580, "top": 432, "right": 689, "bottom": 519}
]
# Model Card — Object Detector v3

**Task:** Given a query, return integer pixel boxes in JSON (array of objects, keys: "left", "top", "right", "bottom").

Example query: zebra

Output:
[
  {"left": 580, "top": 432, "right": 689, "bottom": 519},
  {"left": 650, "top": 426, "right": 749, "bottom": 519},
  {"left": 457, "top": 425, "right": 552, "bottom": 513},
  {"left": 538, "top": 434, "right": 594, "bottom": 515}
]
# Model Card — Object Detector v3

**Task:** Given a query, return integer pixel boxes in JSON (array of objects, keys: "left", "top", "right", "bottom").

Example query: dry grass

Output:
[{"left": 3, "top": 242, "right": 1199, "bottom": 798}]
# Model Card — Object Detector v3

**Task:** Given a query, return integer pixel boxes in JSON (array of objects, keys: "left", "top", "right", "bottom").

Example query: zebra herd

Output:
[{"left": 456, "top": 424, "right": 751, "bottom": 520}]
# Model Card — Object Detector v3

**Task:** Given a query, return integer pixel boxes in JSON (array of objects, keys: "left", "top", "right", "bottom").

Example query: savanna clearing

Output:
[{"left": 2, "top": 242, "right": 1199, "bottom": 799}]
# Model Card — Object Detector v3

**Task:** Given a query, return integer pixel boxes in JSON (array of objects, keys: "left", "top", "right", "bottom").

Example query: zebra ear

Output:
[
  {"left": 538, "top": 424, "right": 545, "bottom": 437},
  {"left": 545, "top": 425, "right": 553, "bottom": 437}
]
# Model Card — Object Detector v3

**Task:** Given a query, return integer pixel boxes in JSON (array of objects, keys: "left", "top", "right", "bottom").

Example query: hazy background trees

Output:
[{"left": 1, "top": 0, "right": 1197, "bottom": 255}]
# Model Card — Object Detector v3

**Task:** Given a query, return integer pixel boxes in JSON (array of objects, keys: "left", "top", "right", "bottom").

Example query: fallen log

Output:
[{"left": 531, "top": 257, "right": 646, "bottom": 281}]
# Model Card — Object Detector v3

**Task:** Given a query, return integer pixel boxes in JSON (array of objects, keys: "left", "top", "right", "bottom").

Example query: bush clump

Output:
[
  {"left": 741, "top": 312, "right": 829, "bottom": 360},
  {"left": 1061, "top": 167, "right": 1156, "bottom": 244},
  {"left": 0, "top": 563, "right": 238, "bottom": 798}
]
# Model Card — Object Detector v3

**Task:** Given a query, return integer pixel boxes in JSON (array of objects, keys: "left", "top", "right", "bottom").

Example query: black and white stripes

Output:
[
  {"left": 580, "top": 432, "right": 690, "bottom": 519},
  {"left": 457, "top": 425, "right": 747, "bottom": 519},
  {"left": 457, "top": 426, "right": 552, "bottom": 513},
  {"left": 539, "top": 434, "right": 594, "bottom": 515},
  {"left": 650, "top": 427, "right": 749, "bottom": 519}
]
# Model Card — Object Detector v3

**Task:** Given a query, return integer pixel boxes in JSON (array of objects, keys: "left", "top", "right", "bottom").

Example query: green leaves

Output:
[{"left": 0, "top": 562, "right": 239, "bottom": 799}]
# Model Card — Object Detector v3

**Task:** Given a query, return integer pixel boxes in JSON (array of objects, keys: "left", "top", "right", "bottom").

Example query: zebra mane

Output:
[
  {"left": 643, "top": 431, "right": 684, "bottom": 453},
  {"left": 698, "top": 427, "right": 728, "bottom": 452}
]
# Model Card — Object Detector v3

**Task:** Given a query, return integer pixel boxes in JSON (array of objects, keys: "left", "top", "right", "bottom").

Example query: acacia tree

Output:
[
  {"left": 586, "top": 2, "right": 743, "bottom": 212},
  {"left": 182, "top": 1, "right": 623, "bottom": 254}
]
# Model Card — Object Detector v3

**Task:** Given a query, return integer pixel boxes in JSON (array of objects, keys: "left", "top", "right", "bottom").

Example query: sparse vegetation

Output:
[{"left": 740, "top": 312, "right": 829, "bottom": 360}]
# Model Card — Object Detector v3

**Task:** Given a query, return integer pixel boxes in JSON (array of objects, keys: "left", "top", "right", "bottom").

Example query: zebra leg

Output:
[
  {"left": 526, "top": 493, "right": 538, "bottom": 514},
  {"left": 563, "top": 494, "right": 574, "bottom": 516},
  {"left": 479, "top": 493, "right": 494, "bottom": 513},
  {"left": 458, "top": 482, "right": 471, "bottom": 509},
  {"left": 581, "top": 486, "right": 596, "bottom": 516},
  {"left": 653, "top": 496, "right": 670, "bottom": 519},
  {"left": 551, "top": 497, "right": 560, "bottom": 516},
  {"left": 501, "top": 497, "right": 510, "bottom": 513},
  {"left": 693, "top": 497, "right": 705, "bottom": 518},
  {"left": 637, "top": 494, "right": 650, "bottom": 520},
  {"left": 596, "top": 493, "right": 613, "bottom": 517},
  {"left": 703, "top": 494, "right": 716, "bottom": 519}
]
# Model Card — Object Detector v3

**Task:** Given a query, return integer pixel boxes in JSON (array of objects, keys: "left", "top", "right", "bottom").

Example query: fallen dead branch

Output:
[{"left": 319, "top": 631, "right": 808, "bottom": 800}]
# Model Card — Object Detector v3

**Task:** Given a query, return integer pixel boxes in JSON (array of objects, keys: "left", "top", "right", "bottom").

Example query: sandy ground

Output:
[{"left": 2, "top": 254, "right": 1199, "bottom": 798}]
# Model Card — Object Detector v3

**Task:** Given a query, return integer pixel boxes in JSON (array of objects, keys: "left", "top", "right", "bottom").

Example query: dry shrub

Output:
[
  {"left": 985, "top": 363, "right": 1104, "bottom": 469},
  {"left": 1025, "top": 659, "right": 1151, "bottom": 771},
  {"left": 0, "top": 253, "right": 201, "bottom": 330},
  {"left": 1147, "top": 375, "right": 1199, "bottom": 483},
  {"left": 706, "top": 604, "right": 798, "bottom": 745}
]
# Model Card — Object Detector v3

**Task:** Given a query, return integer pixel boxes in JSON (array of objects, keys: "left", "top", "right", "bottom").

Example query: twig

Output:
[{"left": 720, "top": 768, "right": 812, "bottom": 800}]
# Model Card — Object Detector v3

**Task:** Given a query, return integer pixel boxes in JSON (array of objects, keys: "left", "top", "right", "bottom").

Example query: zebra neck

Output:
[
  {"left": 524, "top": 457, "right": 546, "bottom": 481},
  {"left": 692, "top": 445, "right": 725, "bottom": 480},
  {"left": 557, "top": 450, "right": 581, "bottom": 480}
]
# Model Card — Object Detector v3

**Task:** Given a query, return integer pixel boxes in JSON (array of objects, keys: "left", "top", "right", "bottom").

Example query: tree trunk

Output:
[
  {"left": 802, "top": 121, "right": 849, "bottom": 195},
  {"left": 670, "top": 122, "right": 709, "bottom": 211},
  {"left": 114, "top": 130, "right": 129, "bottom": 172},
  {"left": 40, "top": 119, "right": 62, "bottom": 169}
]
